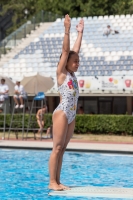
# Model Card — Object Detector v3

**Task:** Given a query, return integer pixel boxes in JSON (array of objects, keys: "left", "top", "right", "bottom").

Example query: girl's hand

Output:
[
  {"left": 76, "top": 19, "right": 84, "bottom": 33},
  {"left": 64, "top": 14, "right": 71, "bottom": 29}
]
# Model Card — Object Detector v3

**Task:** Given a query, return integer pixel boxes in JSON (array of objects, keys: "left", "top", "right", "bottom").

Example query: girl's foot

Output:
[
  {"left": 48, "top": 183, "right": 63, "bottom": 191},
  {"left": 59, "top": 183, "right": 70, "bottom": 190}
]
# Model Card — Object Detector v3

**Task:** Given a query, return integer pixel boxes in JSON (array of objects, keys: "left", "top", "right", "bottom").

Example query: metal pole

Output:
[
  {"left": 8, "top": 103, "right": 15, "bottom": 139},
  {"left": 26, "top": 99, "right": 34, "bottom": 140},
  {"left": 49, "top": 12, "right": 51, "bottom": 22},
  {"left": 3, "top": 41, "right": 6, "bottom": 54},
  {"left": 2, "top": 102, "right": 6, "bottom": 140},
  {"left": 24, "top": 24, "right": 26, "bottom": 38},
  {"left": 33, "top": 16, "right": 35, "bottom": 30},
  {"left": 14, "top": 33, "right": 16, "bottom": 47},
  {"left": 41, "top": 10, "right": 44, "bottom": 22},
  {"left": 22, "top": 101, "right": 25, "bottom": 140}
]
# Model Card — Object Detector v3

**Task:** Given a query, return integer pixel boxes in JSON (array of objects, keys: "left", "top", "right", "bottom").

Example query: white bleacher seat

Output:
[
  {"left": 8, "top": 63, "right": 14, "bottom": 68},
  {"left": 9, "top": 59, "right": 15, "bottom": 63},
  {"left": 9, "top": 72, "right": 15, "bottom": 77},
  {"left": 115, "top": 15, "right": 119, "bottom": 19},
  {"left": 9, "top": 68, "right": 14, "bottom": 73},
  {"left": 3, "top": 72, "right": 8, "bottom": 77},
  {"left": 93, "top": 16, "right": 97, "bottom": 20},
  {"left": 21, "top": 67, "right": 27, "bottom": 73},
  {"left": 27, "top": 67, "right": 33, "bottom": 72},
  {"left": 3, "top": 68, "right": 8, "bottom": 73},
  {"left": 88, "top": 44, "right": 94, "bottom": 48},
  {"left": 19, "top": 55, "right": 25, "bottom": 59},
  {"left": 39, "top": 63, "right": 44, "bottom": 67},
  {"left": 98, "top": 16, "right": 104, "bottom": 20},
  {"left": 2, "top": 64, "right": 8, "bottom": 68},
  {"left": 104, "top": 52, "right": 110, "bottom": 56},
  {"left": 15, "top": 72, "right": 21, "bottom": 77},
  {"left": 121, "top": 26, "right": 126, "bottom": 30},
  {"left": 38, "top": 67, "right": 44, "bottom": 72},
  {"left": 119, "top": 22, "right": 124, "bottom": 27},
  {"left": 32, "top": 63, "right": 38, "bottom": 68},
  {"left": 56, "top": 18, "right": 61, "bottom": 22},
  {"left": 109, "top": 15, "right": 114, "bottom": 19},
  {"left": 88, "top": 16, "right": 92, "bottom": 20},
  {"left": 117, "top": 18, "right": 122, "bottom": 23},
  {"left": 20, "top": 59, "right": 26, "bottom": 63},
  {"left": 120, "top": 15, "right": 125, "bottom": 19},
  {"left": 20, "top": 63, "right": 26, "bottom": 68},
  {"left": 104, "top": 16, "right": 109, "bottom": 19},
  {"left": 77, "top": 17, "right": 82, "bottom": 21},
  {"left": 15, "top": 68, "right": 21, "bottom": 73},
  {"left": 111, "top": 51, "right": 117, "bottom": 56},
  {"left": 14, "top": 63, "right": 19, "bottom": 68},
  {"left": 83, "top": 17, "right": 88, "bottom": 20},
  {"left": 52, "top": 67, "right": 57, "bottom": 72},
  {"left": 127, "top": 26, "right": 132, "bottom": 30},
  {"left": 91, "top": 52, "right": 97, "bottom": 56},
  {"left": 126, "top": 14, "right": 131, "bottom": 18},
  {"left": 130, "top": 51, "right": 133, "bottom": 55},
  {"left": 113, "top": 23, "right": 119, "bottom": 27},
  {"left": 71, "top": 18, "right": 77, "bottom": 21},
  {"left": 123, "top": 51, "right": 130, "bottom": 55},
  {"left": 96, "top": 47, "right": 102, "bottom": 52},
  {"left": 97, "top": 52, "right": 104, "bottom": 56}
]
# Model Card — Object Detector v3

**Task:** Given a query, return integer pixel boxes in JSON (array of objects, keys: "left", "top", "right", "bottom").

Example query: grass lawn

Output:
[
  {"left": 0, "top": 131, "right": 133, "bottom": 143},
  {"left": 72, "top": 133, "right": 133, "bottom": 143}
]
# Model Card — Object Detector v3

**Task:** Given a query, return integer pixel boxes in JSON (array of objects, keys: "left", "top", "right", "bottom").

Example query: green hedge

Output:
[
  {"left": 0, "top": 114, "right": 133, "bottom": 135},
  {"left": 0, "top": 114, "right": 52, "bottom": 129},
  {"left": 75, "top": 115, "right": 133, "bottom": 135}
]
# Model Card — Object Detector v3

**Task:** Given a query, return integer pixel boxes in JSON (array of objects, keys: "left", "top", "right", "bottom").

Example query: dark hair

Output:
[
  {"left": 79, "top": 106, "right": 83, "bottom": 109},
  {"left": 1, "top": 78, "right": 5, "bottom": 82},
  {"left": 59, "top": 50, "right": 78, "bottom": 62},
  {"left": 68, "top": 51, "right": 77, "bottom": 60}
]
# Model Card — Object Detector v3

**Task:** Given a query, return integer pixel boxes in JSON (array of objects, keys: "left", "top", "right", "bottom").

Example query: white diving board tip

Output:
[{"left": 49, "top": 186, "right": 133, "bottom": 198}]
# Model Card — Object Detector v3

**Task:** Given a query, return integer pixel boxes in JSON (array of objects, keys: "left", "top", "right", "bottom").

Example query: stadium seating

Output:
[{"left": 1, "top": 14, "right": 133, "bottom": 80}]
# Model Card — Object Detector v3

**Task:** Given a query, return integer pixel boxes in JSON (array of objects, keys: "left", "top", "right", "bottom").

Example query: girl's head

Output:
[
  {"left": 42, "top": 105, "right": 47, "bottom": 111},
  {"left": 60, "top": 51, "right": 79, "bottom": 72}
]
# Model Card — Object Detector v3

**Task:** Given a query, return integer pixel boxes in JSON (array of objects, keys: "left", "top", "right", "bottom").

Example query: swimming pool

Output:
[{"left": 0, "top": 149, "right": 133, "bottom": 200}]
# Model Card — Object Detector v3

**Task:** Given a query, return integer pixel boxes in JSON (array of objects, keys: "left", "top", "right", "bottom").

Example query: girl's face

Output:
[
  {"left": 66, "top": 54, "right": 79, "bottom": 72},
  {"left": 42, "top": 107, "right": 47, "bottom": 112}
]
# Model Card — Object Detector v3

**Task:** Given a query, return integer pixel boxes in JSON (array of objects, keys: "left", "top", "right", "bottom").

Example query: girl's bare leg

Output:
[
  {"left": 37, "top": 120, "right": 42, "bottom": 133},
  {"left": 56, "top": 119, "right": 75, "bottom": 189},
  {"left": 36, "top": 120, "right": 44, "bottom": 137},
  {"left": 48, "top": 110, "right": 68, "bottom": 190}
]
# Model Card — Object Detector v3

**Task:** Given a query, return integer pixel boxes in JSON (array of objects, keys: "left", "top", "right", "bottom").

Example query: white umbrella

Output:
[
  {"left": 21, "top": 73, "right": 54, "bottom": 94},
  {"left": 0, "top": 76, "right": 15, "bottom": 94}
]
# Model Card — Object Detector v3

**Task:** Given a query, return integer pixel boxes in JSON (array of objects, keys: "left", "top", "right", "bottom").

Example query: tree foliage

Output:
[
  {"left": 0, "top": 0, "right": 133, "bottom": 35},
  {"left": 1, "top": 0, "right": 133, "bottom": 20}
]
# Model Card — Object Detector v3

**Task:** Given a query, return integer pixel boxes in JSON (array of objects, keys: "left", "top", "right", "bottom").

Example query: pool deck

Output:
[{"left": 0, "top": 139, "right": 133, "bottom": 154}]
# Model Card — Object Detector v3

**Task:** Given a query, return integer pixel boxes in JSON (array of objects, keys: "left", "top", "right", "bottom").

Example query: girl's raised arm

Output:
[
  {"left": 72, "top": 19, "right": 84, "bottom": 53},
  {"left": 57, "top": 14, "right": 71, "bottom": 74}
]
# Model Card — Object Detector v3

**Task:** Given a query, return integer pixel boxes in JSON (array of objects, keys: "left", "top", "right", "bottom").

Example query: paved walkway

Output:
[{"left": 0, "top": 139, "right": 133, "bottom": 154}]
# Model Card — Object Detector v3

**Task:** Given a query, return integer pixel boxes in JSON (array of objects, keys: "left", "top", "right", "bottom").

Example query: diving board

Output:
[{"left": 49, "top": 186, "right": 133, "bottom": 198}]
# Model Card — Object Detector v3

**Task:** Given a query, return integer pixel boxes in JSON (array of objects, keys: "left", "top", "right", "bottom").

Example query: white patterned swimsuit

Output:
[{"left": 54, "top": 72, "right": 79, "bottom": 124}]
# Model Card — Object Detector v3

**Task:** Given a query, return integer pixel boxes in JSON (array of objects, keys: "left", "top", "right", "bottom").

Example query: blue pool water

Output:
[{"left": 0, "top": 149, "right": 133, "bottom": 200}]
